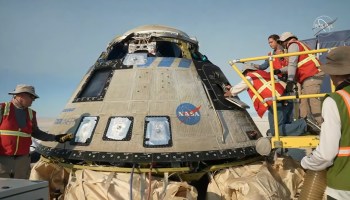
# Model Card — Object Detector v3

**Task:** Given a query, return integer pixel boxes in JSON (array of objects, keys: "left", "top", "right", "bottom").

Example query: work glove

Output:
[
  {"left": 273, "top": 69, "right": 282, "bottom": 75},
  {"left": 279, "top": 74, "right": 288, "bottom": 82},
  {"left": 285, "top": 81, "right": 296, "bottom": 93},
  {"left": 55, "top": 133, "right": 73, "bottom": 143}
]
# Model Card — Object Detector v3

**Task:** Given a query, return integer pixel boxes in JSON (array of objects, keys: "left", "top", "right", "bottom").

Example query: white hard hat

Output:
[{"left": 279, "top": 32, "right": 296, "bottom": 42}]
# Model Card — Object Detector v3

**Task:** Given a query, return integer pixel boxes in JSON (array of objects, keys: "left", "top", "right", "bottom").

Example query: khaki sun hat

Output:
[
  {"left": 320, "top": 46, "right": 350, "bottom": 75},
  {"left": 279, "top": 32, "right": 296, "bottom": 42},
  {"left": 8, "top": 84, "right": 39, "bottom": 98}
]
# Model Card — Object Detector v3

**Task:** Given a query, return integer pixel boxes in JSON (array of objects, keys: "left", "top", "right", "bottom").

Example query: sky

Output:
[{"left": 0, "top": 0, "right": 349, "bottom": 118}]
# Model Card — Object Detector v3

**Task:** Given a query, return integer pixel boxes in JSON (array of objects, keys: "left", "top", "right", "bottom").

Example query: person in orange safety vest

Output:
[
  {"left": 276, "top": 32, "right": 324, "bottom": 126},
  {"left": 0, "top": 84, "right": 72, "bottom": 179},
  {"left": 254, "top": 34, "right": 288, "bottom": 80},
  {"left": 224, "top": 64, "right": 319, "bottom": 136}
]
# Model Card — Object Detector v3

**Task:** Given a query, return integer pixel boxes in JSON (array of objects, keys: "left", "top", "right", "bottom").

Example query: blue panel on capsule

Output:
[
  {"left": 178, "top": 58, "right": 191, "bottom": 68},
  {"left": 158, "top": 57, "right": 174, "bottom": 67}
]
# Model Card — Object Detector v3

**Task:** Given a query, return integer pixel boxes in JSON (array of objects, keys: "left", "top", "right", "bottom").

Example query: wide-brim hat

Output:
[
  {"left": 279, "top": 32, "right": 296, "bottom": 42},
  {"left": 242, "top": 63, "right": 257, "bottom": 74},
  {"left": 319, "top": 46, "right": 350, "bottom": 75},
  {"left": 8, "top": 84, "right": 39, "bottom": 98}
]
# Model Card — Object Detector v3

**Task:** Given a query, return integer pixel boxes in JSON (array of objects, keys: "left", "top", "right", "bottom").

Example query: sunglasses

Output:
[{"left": 25, "top": 93, "right": 36, "bottom": 100}]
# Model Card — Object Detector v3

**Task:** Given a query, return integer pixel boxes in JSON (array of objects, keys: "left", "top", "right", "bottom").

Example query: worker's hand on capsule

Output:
[
  {"left": 224, "top": 90, "right": 232, "bottom": 97},
  {"left": 55, "top": 133, "right": 73, "bottom": 143}
]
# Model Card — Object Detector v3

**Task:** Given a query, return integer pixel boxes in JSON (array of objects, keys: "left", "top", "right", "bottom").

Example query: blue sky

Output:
[{"left": 0, "top": 0, "right": 349, "bottom": 118}]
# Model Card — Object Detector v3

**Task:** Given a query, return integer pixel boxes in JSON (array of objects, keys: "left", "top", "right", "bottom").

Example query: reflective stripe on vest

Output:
[
  {"left": 336, "top": 89, "right": 350, "bottom": 157},
  {"left": 0, "top": 130, "right": 31, "bottom": 155},
  {"left": 297, "top": 42, "right": 321, "bottom": 68},
  {"left": 338, "top": 147, "right": 350, "bottom": 157},
  {"left": 28, "top": 108, "right": 33, "bottom": 120},
  {"left": 336, "top": 89, "right": 350, "bottom": 123},
  {"left": 3, "top": 102, "right": 33, "bottom": 120},
  {"left": 0, "top": 130, "right": 32, "bottom": 137},
  {"left": 250, "top": 72, "right": 284, "bottom": 103},
  {"left": 0, "top": 130, "right": 32, "bottom": 155},
  {"left": 4, "top": 102, "right": 10, "bottom": 116}
]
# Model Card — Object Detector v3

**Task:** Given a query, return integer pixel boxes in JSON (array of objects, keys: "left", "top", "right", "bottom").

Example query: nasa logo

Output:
[
  {"left": 176, "top": 103, "right": 201, "bottom": 125},
  {"left": 312, "top": 15, "right": 337, "bottom": 36}
]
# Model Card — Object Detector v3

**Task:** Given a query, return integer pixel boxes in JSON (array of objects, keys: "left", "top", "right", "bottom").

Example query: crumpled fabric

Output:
[
  {"left": 271, "top": 155, "right": 305, "bottom": 199},
  {"left": 207, "top": 161, "right": 291, "bottom": 200},
  {"left": 30, "top": 159, "right": 70, "bottom": 199},
  {"left": 64, "top": 169, "right": 197, "bottom": 200}
]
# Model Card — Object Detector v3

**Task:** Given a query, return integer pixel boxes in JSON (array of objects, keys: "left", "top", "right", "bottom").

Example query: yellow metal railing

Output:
[{"left": 229, "top": 48, "right": 331, "bottom": 149}]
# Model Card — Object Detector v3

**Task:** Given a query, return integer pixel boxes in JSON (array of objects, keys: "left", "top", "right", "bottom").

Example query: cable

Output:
[
  {"left": 130, "top": 163, "right": 135, "bottom": 200},
  {"left": 147, "top": 163, "right": 153, "bottom": 200}
]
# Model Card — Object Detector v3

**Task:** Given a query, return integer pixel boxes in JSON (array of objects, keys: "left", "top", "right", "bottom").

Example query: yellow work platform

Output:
[{"left": 229, "top": 48, "right": 332, "bottom": 150}]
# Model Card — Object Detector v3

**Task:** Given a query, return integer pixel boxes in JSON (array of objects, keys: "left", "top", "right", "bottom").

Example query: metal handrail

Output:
[
  {"left": 229, "top": 48, "right": 332, "bottom": 148},
  {"left": 230, "top": 49, "right": 329, "bottom": 63}
]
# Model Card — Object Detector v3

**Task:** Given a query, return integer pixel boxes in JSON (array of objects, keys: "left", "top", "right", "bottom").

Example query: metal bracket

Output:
[
  {"left": 273, "top": 140, "right": 283, "bottom": 148},
  {"left": 229, "top": 59, "right": 241, "bottom": 64}
]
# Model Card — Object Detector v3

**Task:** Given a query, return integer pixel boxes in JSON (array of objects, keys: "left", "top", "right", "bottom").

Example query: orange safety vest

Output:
[
  {"left": 326, "top": 86, "right": 350, "bottom": 190},
  {"left": 268, "top": 51, "right": 288, "bottom": 70},
  {"left": 246, "top": 70, "right": 285, "bottom": 118},
  {"left": 287, "top": 41, "right": 321, "bottom": 83},
  {"left": 0, "top": 102, "right": 34, "bottom": 156},
  {"left": 335, "top": 89, "right": 350, "bottom": 157}
]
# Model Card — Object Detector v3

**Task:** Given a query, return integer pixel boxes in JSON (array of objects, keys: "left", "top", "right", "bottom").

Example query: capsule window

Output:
[
  {"left": 74, "top": 69, "right": 113, "bottom": 102},
  {"left": 71, "top": 116, "right": 99, "bottom": 146},
  {"left": 143, "top": 116, "right": 172, "bottom": 148},
  {"left": 103, "top": 116, "right": 133, "bottom": 141}
]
